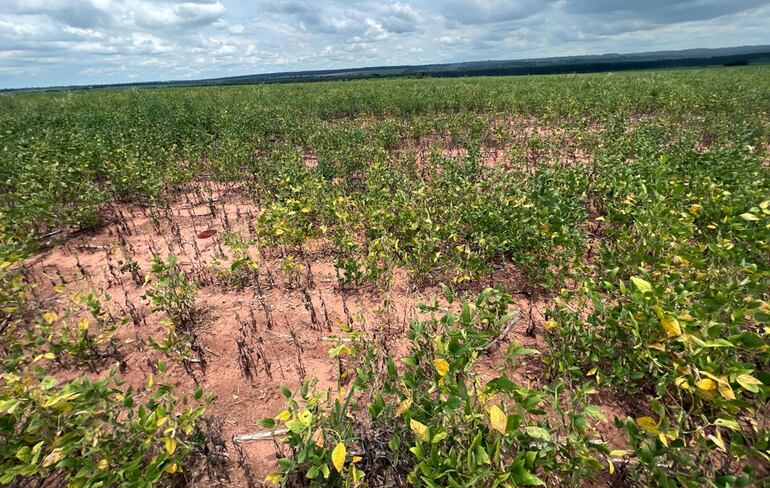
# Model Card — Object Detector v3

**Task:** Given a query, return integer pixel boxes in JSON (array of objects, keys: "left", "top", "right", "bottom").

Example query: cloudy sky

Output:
[{"left": 1, "top": 0, "right": 769, "bottom": 89}]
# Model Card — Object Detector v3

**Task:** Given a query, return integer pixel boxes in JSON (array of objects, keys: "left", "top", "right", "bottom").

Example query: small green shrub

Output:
[{"left": 262, "top": 289, "right": 608, "bottom": 487}]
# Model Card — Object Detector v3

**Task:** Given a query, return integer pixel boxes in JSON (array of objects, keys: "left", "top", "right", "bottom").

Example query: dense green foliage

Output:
[
  {"left": 2, "top": 66, "right": 768, "bottom": 244},
  {"left": 1, "top": 66, "right": 769, "bottom": 486}
]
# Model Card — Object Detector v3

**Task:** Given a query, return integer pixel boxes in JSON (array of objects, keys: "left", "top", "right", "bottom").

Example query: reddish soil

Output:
[{"left": 25, "top": 179, "right": 629, "bottom": 486}]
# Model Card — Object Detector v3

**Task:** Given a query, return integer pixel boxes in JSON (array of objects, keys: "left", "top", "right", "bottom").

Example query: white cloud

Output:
[{"left": 0, "top": 0, "right": 769, "bottom": 88}]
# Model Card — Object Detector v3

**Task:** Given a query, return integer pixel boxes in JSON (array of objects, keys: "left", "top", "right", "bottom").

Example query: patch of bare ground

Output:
[
  {"left": 305, "top": 115, "right": 601, "bottom": 173},
  {"left": 385, "top": 116, "right": 599, "bottom": 171},
  {"left": 23, "top": 178, "right": 630, "bottom": 486},
  {"left": 21, "top": 181, "right": 441, "bottom": 485}
]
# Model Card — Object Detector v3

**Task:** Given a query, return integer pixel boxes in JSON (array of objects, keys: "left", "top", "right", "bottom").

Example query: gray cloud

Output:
[
  {"left": 259, "top": 1, "right": 424, "bottom": 38},
  {"left": 440, "top": 0, "right": 551, "bottom": 25},
  {"left": 563, "top": 0, "right": 767, "bottom": 23},
  {"left": 6, "top": 0, "right": 113, "bottom": 29},
  {"left": 133, "top": 1, "right": 226, "bottom": 30},
  {"left": 260, "top": 0, "right": 316, "bottom": 15}
]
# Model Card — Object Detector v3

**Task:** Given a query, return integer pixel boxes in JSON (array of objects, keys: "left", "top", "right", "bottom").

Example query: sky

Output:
[{"left": 1, "top": 0, "right": 770, "bottom": 89}]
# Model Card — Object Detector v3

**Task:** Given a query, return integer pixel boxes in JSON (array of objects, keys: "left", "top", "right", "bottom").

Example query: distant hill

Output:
[{"left": 4, "top": 45, "right": 770, "bottom": 92}]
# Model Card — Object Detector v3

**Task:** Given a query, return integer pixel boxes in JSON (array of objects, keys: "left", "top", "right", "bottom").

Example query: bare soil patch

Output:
[{"left": 24, "top": 158, "right": 628, "bottom": 485}]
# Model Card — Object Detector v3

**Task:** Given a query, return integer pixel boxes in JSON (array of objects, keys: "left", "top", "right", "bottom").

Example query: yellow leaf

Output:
[
  {"left": 488, "top": 405, "right": 507, "bottom": 435},
  {"left": 77, "top": 319, "right": 90, "bottom": 331},
  {"left": 146, "top": 374, "right": 153, "bottom": 389},
  {"left": 42, "top": 449, "right": 64, "bottom": 467},
  {"left": 329, "top": 345, "right": 352, "bottom": 357},
  {"left": 164, "top": 437, "right": 177, "bottom": 455},
  {"left": 298, "top": 409, "right": 313, "bottom": 426},
  {"left": 660, "top": 315, "right": 681, "bottom": 338},
  {"left": 608, "top": 458, "right": 615, "bottom": 474},
  {"left": 544, "top": 318, "right": 558, "bottom": 330},
  {"left": 434, "top": 335, "right": 444, "bottom": 354},
  {"left": 410, "top": 419, "right": 430, "bottom": 443},
  {"left": 699, "top": 370, "right": 720, "bottom": 382},
  {"left": 636, "top": 416, "right": 660, "bottom": 434},
  {"left": 610, "top": 450, "right": 630, "bottom": 457},
  {"left": 43, "top": 311, "right": 58, "bottom": 324},
  {"left": 265, "top": 473, "right": 282, "bottom": 485},
  {"left": 331, "top": 442, "right": 346, "bottom": 473},
  {"left": 709, "top": 431, "right": 726, "bottom": 452},
  {"left": 630, "top": 276, "right": 652, "bottom": 294},
  {"left": 695, "top": 378, "right": 717, "bottom": 391},
  {"left": 351, "top": 456, "right": 362, "bottom": 464},
  {"left": 478, "top": 389, "right": 489, "bottom": 405},
  {"left": 275, "top": 410, "right": 291, "bottom": 421},
  {"left": 98, "top": 459, "right": 109, "bottom": 471},
  {"left": 432, "top": 358, "right": 449, "bottom": 377},
  {"left": 165, "top": 463, "right": 178, "bottom": 474},
  {"left": 718, "top": 382, "right": 736, "bottom": 400},
  {"left": 395, "top": 398, "right": 412, "bottom": 416}
]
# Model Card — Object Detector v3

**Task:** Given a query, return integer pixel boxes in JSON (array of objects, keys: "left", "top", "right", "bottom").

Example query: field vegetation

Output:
[{"left": 1, "top": 66, "right": 769, "bottom": 487}]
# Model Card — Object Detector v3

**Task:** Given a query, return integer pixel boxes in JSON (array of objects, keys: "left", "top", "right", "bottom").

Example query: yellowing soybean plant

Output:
[{"left": 1, "top": 67, "right": 769, "bottom": 487}]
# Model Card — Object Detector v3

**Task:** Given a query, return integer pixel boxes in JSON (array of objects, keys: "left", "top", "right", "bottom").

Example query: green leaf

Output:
[
  {"left": 584, "top": 405, "right": 607, "bottom": 422},
  {"left": 15, "top": 446, "right": 31, "bottom": 463},
  {"left": 0, "top": 399, "right": 21, "bottom": 414},
  {"left": 714, "top": 418, "right": 740, "bottom": 431},
  {"left": 306, "top": 465, "right": 320, "bottom": 479},
  {"left": 39, "top": 376, "right": 59, "bottom": 391},
  {"left": 525, "top": 426, "right": 551, "bottom": 442},
  {"left": 285, "top": 419, "right": 307, "bottom": 434},
  {"left": 736, "top": 374, "right": 763, "bottom": 393},
  {"left": 432, "top": 431, "right": 448, "bottom": 443},
  {"left": 475, "top": 445, "right": 491, "bottom": 465},
  {"left": 630, "top": 276, "right": 652, "bottom": 294},
  {"left": 258, "top": 418, "right": 276, "bottom": 429},
  {"left": 521, "top": 471, "right": 545, "bottom": 486}
]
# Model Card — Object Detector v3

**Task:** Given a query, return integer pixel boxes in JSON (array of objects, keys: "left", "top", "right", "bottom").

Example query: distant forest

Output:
[
  {"left": 423, "top": 51, "right": 770, "bottom": 78},
  {"left": 5, "top": 45, "right": 770, "bottom": 92}
]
